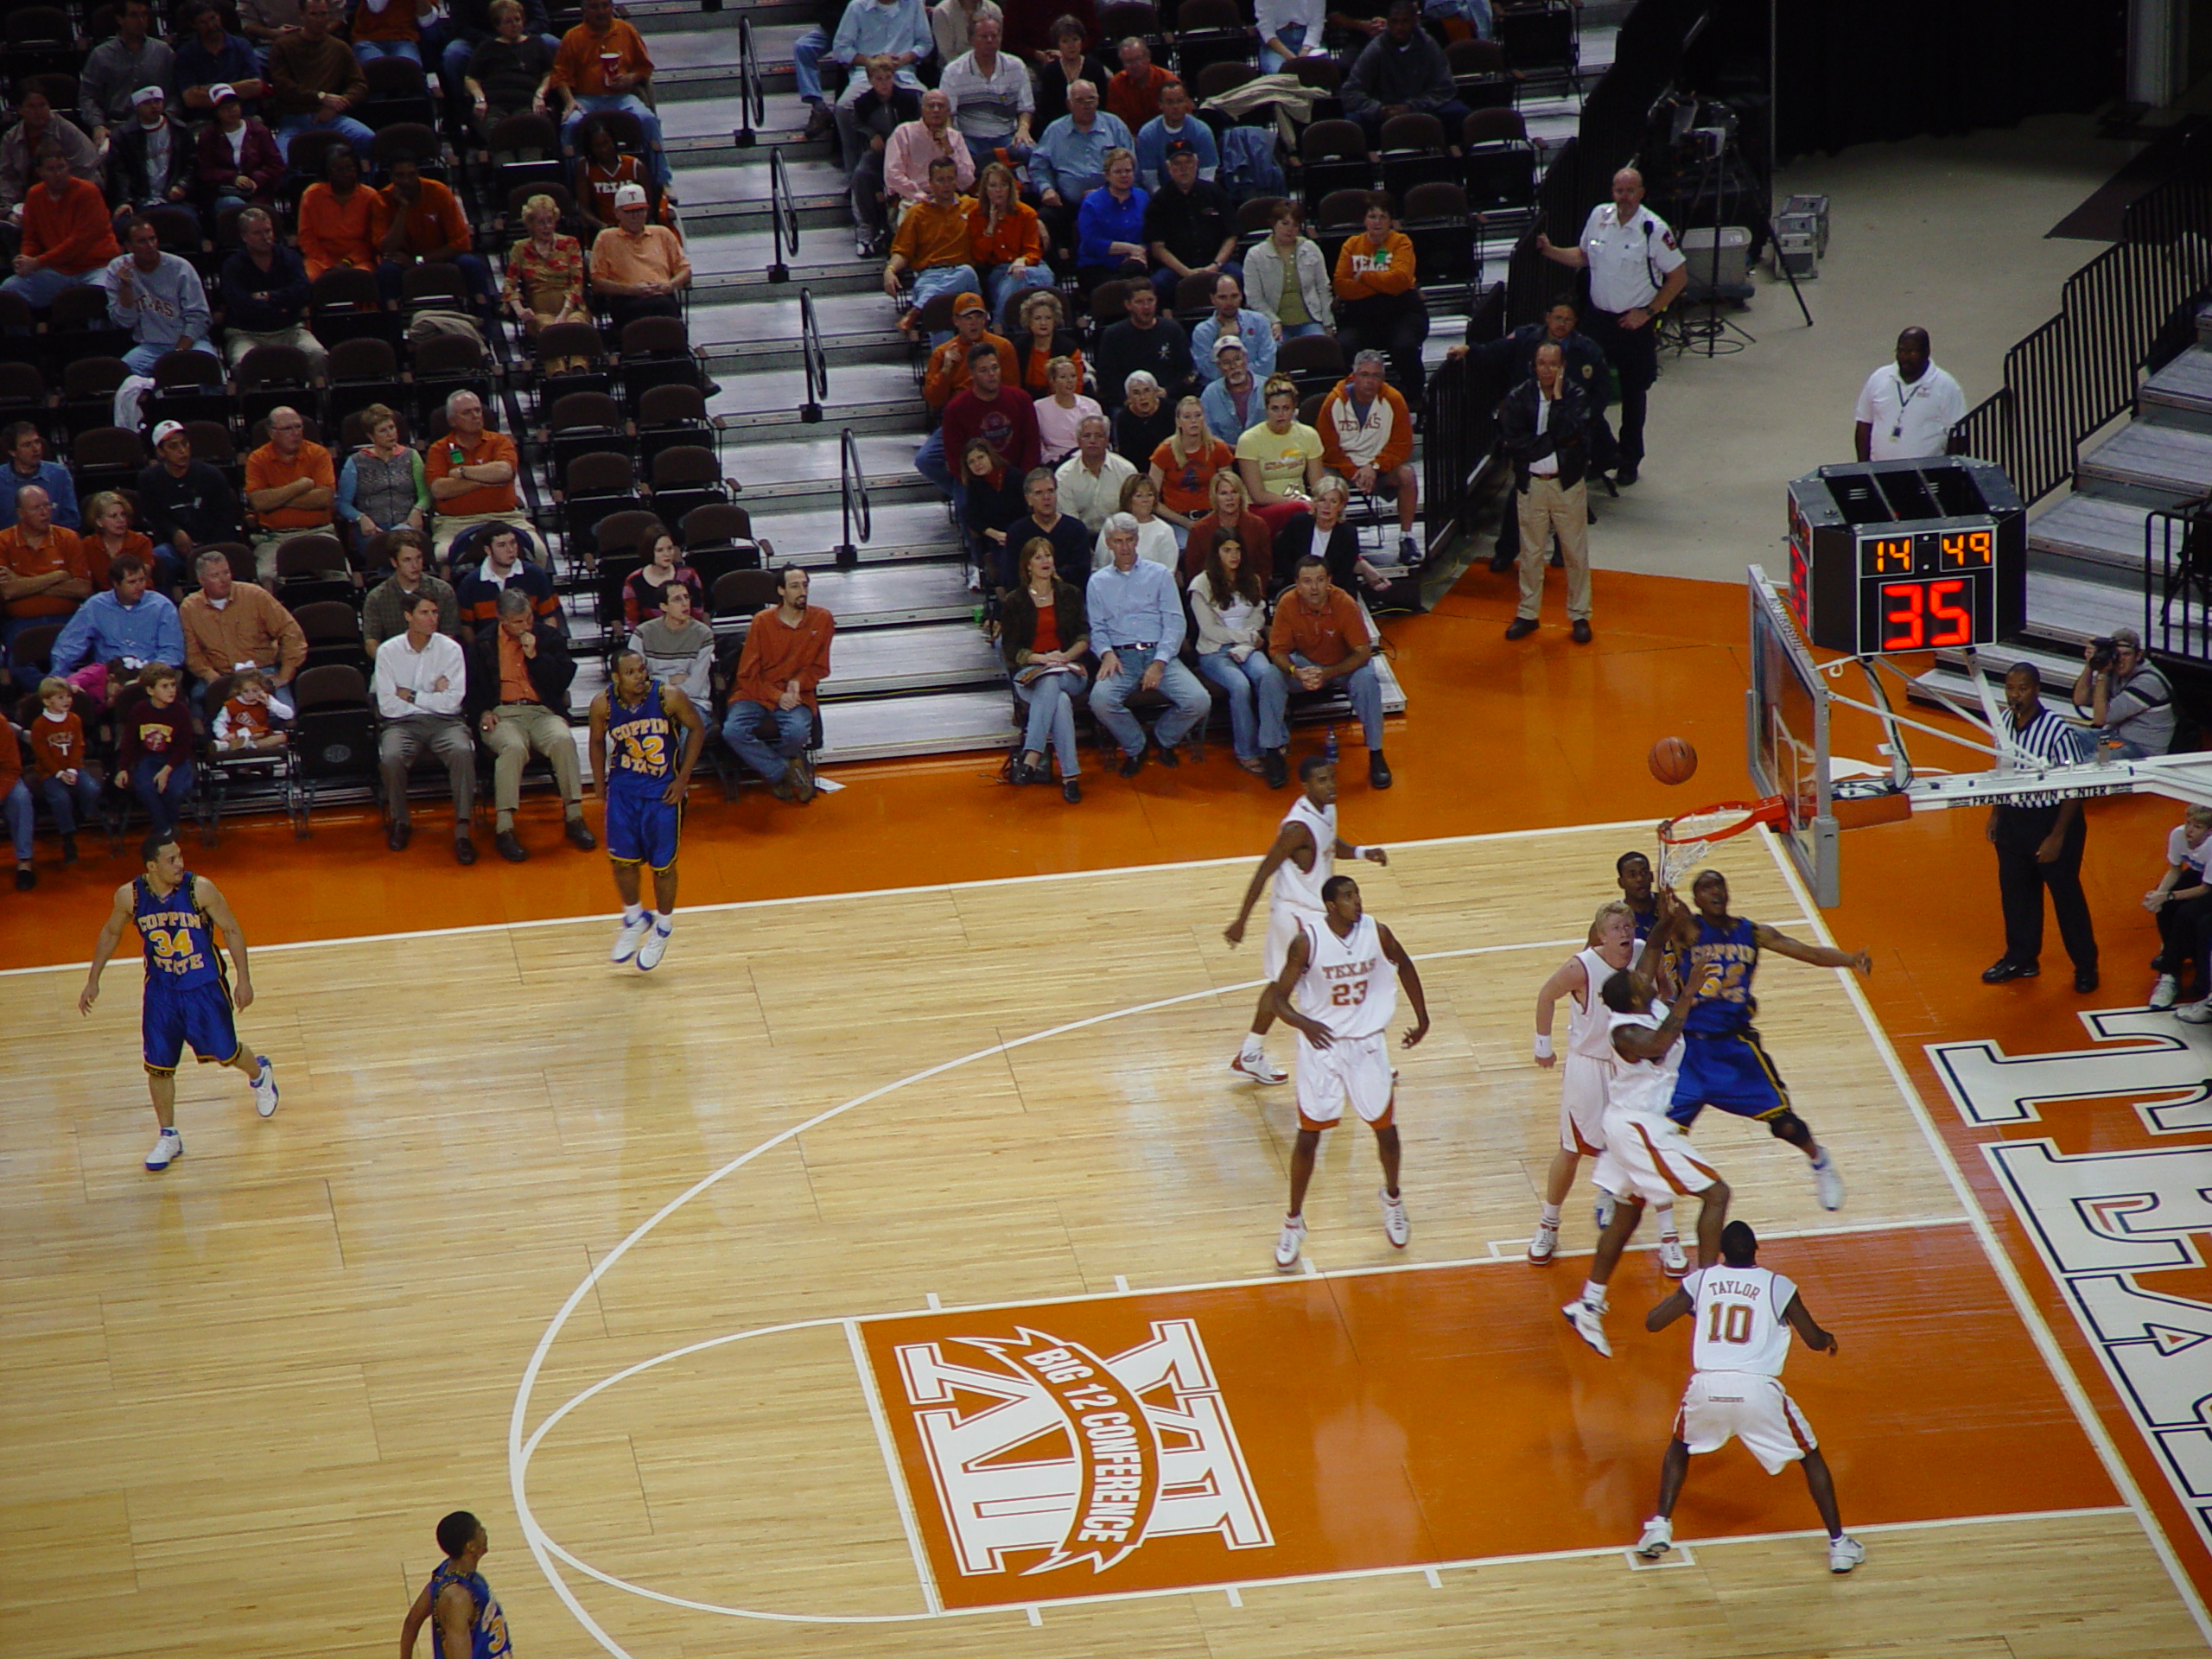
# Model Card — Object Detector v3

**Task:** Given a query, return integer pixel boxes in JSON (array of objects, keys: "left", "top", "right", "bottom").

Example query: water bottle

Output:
[{"left": 1325, "top": 726, "right": 1338, "bottom": 765}]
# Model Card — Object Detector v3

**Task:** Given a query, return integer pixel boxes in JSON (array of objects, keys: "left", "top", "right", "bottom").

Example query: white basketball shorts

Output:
[
  {"left": 1295, "top": 1030, "right": 1395, "bottom": 1130},
  {"left": 1675, "top": 1371, "right": 1818, "bottom": 1474},
  {"left": 1558, "top": 1052, "right": 1609, "bottom": 1154},
  {"left": 1591, "top": 1106, "right": 1721, "bottom": 1205},
  {"left": 1264, "top": 901, "right": 1320, "bottom": 980}
]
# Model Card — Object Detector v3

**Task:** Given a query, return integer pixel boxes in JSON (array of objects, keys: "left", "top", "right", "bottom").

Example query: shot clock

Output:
[{"left": 1784, "top": 459, "right": 2026, "bottom": 656}]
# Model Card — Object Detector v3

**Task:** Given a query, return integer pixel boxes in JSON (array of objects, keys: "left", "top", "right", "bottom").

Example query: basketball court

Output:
[{"left": 6, "top": 809, "right": 2208, "bottom": 1659}]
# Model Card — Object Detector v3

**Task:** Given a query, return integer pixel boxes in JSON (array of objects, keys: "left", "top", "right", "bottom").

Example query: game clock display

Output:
[{"left": 1785, "top": 460, "right": 2026, "bottom": 656}]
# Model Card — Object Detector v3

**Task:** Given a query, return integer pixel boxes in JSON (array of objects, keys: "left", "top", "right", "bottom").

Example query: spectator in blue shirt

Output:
[
  {"left": 1029, "top": 79, "right": 1132, "bottom": 255},
  {"left": 52, "top": 556, "right": 186, "bottom": 672},
  {"left": 1076, "top": 147, "right": 1147, "bottom": 292},
  {"left": 174, "top": 2, "right": 269, "bottom": 119},
  {"left": 826, "top": 0, "right": 932, "bottom": 102},
  {"left": 1134, "top": 79, "right": 1218, "bottom": 190},
  {"left": 1084, "top": 512, "right": 1211, "bottom": 772},
  {"left": 0, "top": 425, "right": 80, "bottom": 532},
  {"left": 1191, "top": 273, "right": 1279, "bottom": 384}
]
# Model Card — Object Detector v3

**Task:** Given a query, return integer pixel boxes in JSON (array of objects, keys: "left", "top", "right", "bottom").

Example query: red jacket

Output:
[
  {"left": 21, "top": 177, "right": 120, "bottom": 275},
  {"left": 195, "top": 118, "right": 286, "bottom": 204}
]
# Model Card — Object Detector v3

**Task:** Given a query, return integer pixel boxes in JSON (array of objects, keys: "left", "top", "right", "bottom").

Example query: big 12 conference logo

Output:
[
  {"left": 893, "top": 1319, "right": 1271, "bottom": 1577},
  {"left": 1929, "top": 1010, "right": 2212, "bottom": 1553}
]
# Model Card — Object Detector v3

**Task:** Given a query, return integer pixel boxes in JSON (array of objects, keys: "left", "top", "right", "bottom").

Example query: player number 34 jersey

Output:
[
  {"left": 1686, "top": 1264, "right": 1797, "bottom": 1376},
  {"left": 1294, "top": 915, "right": 1397, "bottom": 1040}
]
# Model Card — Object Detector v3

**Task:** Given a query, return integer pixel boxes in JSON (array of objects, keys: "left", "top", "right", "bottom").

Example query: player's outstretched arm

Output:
[
  {"left": 662, "top": 685, "right": 706, "bottom": 804},
  {"left": 79, "top": 882, "right": 136, "bottom": 1015},
  {"left": 585, "top": 691, "right": 610, "bottom": 804},
  {"left": 1645, "top": 1286, "right": 1693, "bottom": 1332},
  {"left": 397, "top": 1579, "right": 434, "bottom": 1659},
  {"left": 1266, "top": 930, "right": 1332, "bottom": 1048},
  {"left": 1225, "top": 822, "right": 1307, "bottom": 945},
  {"left": 196, "top": 876, "right": 254, "bottom": 1011},
  {"left": 1378, "top": 922, "right": 1430, "bottom": 1048},
  {"left": 1753, "top": 923, "right": 1872, "bottom": 976},
  {"left": 1782, "top": 1293, "right": 1839, "bottom": 1355},
  {"left": 1332, "top": 834, "right": 1384, "bottom": 867},
  {"left": 1611, "top": 960, "right": 1713, "bottom": 1063},
  {"left": 1530, "top": 953, "right": 1583, "bottom": 1068}
]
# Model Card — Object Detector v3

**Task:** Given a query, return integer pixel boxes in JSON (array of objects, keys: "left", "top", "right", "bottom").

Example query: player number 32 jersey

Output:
[
  {"left": 1295, "top": 915, "right": 1397, "bottom": 1040},
  {"left": 1686, "top": 1264, "right": 1797, "bottom": 1376}
]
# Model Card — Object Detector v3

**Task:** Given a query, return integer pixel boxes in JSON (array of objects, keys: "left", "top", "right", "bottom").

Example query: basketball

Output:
[{"left": 1649, "top": 736, "right": 1698, "bottom": 785}]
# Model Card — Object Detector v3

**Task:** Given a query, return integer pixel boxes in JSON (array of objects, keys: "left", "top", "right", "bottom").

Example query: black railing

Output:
[
  {"left": 2147, "top": 500, "right": 2212, "bottom": 660},
  {"left": 834, "top": 426, "right": 871, "bottom": 569},
  {"left": 1953, "top": 173, "right": 2212, "bottom": 505},
  {"left": 733, "top": 16, "right": 766, "bottom": 148},
  {"left": 1418, "top": 286, "right": 1510, "bottom": 556},
  {"left": 766, "top": 146, "right": 798, "bottom": 283},
  {"left": 799, "top": 287, "right": 828, "bottom": 423}
]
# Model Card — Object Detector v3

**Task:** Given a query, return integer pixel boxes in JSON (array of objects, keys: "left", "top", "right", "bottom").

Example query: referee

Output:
[
  {"left": 1535, "top": 168, "right": 1686, "bottom": 486},
  {"left": 1983, "top": 663, "right": 2100, "bottom": 992}
]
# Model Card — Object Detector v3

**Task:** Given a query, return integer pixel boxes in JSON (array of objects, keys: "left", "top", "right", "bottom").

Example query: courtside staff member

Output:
[
  {"left": 1853, "top": 326, "right": 1966, "bottom": 461},
  {"left": 1983, "top": 662, "right": 2099, "bottom": 992},
  {"left": 1535, "top": 167, "right": 1684, "bottom": 486}
]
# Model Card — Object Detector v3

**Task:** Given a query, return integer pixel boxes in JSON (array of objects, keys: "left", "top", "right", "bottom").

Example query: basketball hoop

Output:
[{"left": 1657, "top": 797, "right": 1791, "bottom": 887}]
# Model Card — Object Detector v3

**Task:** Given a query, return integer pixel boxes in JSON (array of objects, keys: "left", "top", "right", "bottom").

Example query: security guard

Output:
[
  {"left": 1473, "top": 296, "right": 1614, "bottom": 569},
  {"left": 1536, "top": 168, "right": 1686, "bottom": 486}
]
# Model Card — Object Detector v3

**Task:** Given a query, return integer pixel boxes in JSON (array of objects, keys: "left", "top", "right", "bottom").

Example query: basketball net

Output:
[{"left": 1656, "top": 797, "right": 1790, "bottom": 888}]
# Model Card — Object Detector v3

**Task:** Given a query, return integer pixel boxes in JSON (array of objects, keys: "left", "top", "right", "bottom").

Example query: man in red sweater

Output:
[
  {"left": 3, "top": 145, "right": 121, "bottom": 308},
  {"left": 721, "top": 567, "right": 834, "bottom": 804}
]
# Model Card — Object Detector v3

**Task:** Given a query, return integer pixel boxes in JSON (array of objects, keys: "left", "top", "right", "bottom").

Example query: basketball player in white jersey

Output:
[
  {"left": 1224, "top": 756, "right": 1388, "bottom": 1084},
  {"left": 1562, "top": 958, "right": 1732, "bottom": 1357},
  {"left": 1264, "top": 874, "right": 1429, "bottom": 1268},
  {"left": 1635, "top": 1220, "right": 1865, "bottom": 1573},
  {"left": 1529, "top": 899, "right": 1681, "bottom": 1273}
]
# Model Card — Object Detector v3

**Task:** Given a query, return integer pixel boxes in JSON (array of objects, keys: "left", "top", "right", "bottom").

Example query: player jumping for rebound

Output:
[
  {"left": 1563, "top": 959, "right": 1731, "bottom": 1357},
  {"left": 1529, "top": 899, "right": 1682, "bottom": 1273},
  {"left": 1662, "top": 868, "right": 1869, "bottom": 1210},
  {"left": 1224, "top": 755, "right": 1387, "bottom": 1083},
  {"left": 1265, "top": 874, "right": 1429, "bottom": 1268},
  {"left": 1634, "top": 1220, "right": 1866, "bottom": 1574},
  {"left": 80, "top": 829, "right": 278, "bottom": 1170},
  {"left": 589, "top": 649, "right": 703, "bottom": 972}
]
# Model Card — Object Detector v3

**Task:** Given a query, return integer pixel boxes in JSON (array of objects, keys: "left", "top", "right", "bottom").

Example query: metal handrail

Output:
[
  {"left": 766, "top": 145, "right": 797, "bottom": 283},
  {"left": 834, "top": 426, "right": 871, "bottom": 569},
  {"left": 733, "top": 16, "right": 766, "bottom": 148},
  {"left": 798, "top": 287, "right": 828, "bottom": 423}
]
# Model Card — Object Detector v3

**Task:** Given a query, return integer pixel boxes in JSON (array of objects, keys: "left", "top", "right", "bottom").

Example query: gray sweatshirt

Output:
[
  {"left": 629, "top": 617, "right": 715, "bottom": 705},
  {"left": 103, "top": 251, "right": 214, "bottom": 349}
]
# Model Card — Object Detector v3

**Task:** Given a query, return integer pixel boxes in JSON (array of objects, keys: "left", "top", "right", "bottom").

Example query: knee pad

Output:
[{"left": 1767, "top": 1109, "right": 1806, "bottom": 1142}]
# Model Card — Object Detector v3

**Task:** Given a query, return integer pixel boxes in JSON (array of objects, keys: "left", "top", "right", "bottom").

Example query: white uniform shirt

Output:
[
  {"left": 1294, "top": 913, "right": 1397, "bottom": 1039},
  {"left": 1605, "top": 1002, "right": 1684, "bottom": 1115},
  {"left": 1578, "top": 202, "right": 1685, "bottom": 315},
  {"left": 1566, "top": 947, "right": 1621, "bottom": 1061},
  {"left": 1853, "top": 362, "right": 1966, "bottom": 461},
  {"left": 1271, "top": 793, "right": 1336, "bottom": 914},
  {"left": 2166, "top": 823, "right": 2211, "bottom": 876},
  {"left": 1685, "top": 1264, "right": 1798, "bottom": 1376}
]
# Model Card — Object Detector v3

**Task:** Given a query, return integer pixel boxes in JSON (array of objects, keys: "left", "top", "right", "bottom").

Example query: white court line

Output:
[
  {"left": 843, "top": 1319, "right": 941, "bottom": 1616},
  {"left": 1758, "top": 830, "right": 2212, "bottom": 1648}
]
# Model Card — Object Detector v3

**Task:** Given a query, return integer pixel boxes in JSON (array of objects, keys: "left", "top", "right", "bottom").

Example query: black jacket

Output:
[
  {"left": 999, "top": 510, "right": 1091, "bottom": 592},
  {"left": 1482, "top": 321, "right": 1612, "bottom": 413},
  {"left": 111, "top": 117, "right": 194, "bottom": 205},
  {"left": 465, "top": 620, "right": 577, "bottom": 719},
  {"left": 137, "top": 459, "right": 241, "bottom": 548},
  {"left": 1096, "top": 317, "right": 1192, "bottom": 410},
  {"left": 999, "top": 577, "right": 1090, "bottom": 670},
  {"left": 1497, "top": 378, "right": 1591, "bottom": 493}
]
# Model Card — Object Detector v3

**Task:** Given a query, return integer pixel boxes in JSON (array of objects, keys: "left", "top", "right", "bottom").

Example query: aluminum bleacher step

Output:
[
  {"left": 709, "top": 358, "right": 925, "bottom": 437},
  {"left": 680, "top": 227, "right": 883, "bottom": 295},
  {"left": 2027, "top": 492, "right": 2162, "bottom": 577},
  {"left": 817, "top": 622, "right": 1007, "bottom": 698},
  {"left": 2075, "top": 418, "right": 2212, "bottom": 498},
  {"left": 741, "top": 497, "right": 963, "bottom": 563},
  {"left": 2018, "top": 567, "right": 2147, "bottom": 650},
  {"left": 815, "top": 689, "right": 1019, "bottom": 762},
  {"left": 2139, "top": 346, "right": 2212, "bottom": 425},
  {"left": 1910, "top": 641, "right": 2099, "bottom": 715},
  {"left": 798, "top": 562, "right": 976, "bottom": 626},
  {"left": 722, "top": 432, "right": 933, "bottom": 508}
]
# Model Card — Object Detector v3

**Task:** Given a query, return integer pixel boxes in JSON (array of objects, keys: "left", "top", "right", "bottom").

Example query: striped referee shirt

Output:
[{"left": 2002, "top": 702, "right": 2087, "bottom": 807}]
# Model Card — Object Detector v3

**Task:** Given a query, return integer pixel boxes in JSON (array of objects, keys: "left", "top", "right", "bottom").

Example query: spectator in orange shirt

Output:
[
  {"left": 1, "top": 483, "right": 94, "bottom": 668},
  {"left": 0, "top": 682, "right": 31, "bottom": 887},
  {"left": 1268, "top": 553, "right": 1390, "bottom": 788},
  {"left": 1331, "top": 191, "right": 1428, "bottom": 394},
  {"left": 883, "top": 156, "right": 979, "bottom": 338},
  {"left": 1318, "top": 350, "right": 1421, "bottom": 560},
  {"left": 3, "top": 146, "right": 121, "bottom": 308},
  {"left": 587, "top": 182, "right": 690, "bottom": 332},
  {"left": 425, "top": 390, "right": 549, "bottom": 565},
  {"left": 243, "top": 406, "right": 337, "bottom": 577},
  {"left": 722, "top": 567, "right": 834, "bottom": 804},
  {"left": 1104, "top": 36, "right": 1177, "bottom": 129},
  {"left": 29, "top": 675, "right": 102, "bottom": 868},
  {"left": 549, "top": 0, "right": 670, "bottom": 187},
  {"left": 376, "top": 153, "right": 495, "bottom": 311},
  {"left": 968, "top": 159, "right": 1052, "bottom": 317},
  {"left": 296, "top": 143, "right": 389, "bottom": 279}
]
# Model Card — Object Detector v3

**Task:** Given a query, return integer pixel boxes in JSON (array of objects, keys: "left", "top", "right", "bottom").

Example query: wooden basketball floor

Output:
[{"left": 3, "top": 823, "right": 2206, "bottom": 1659}]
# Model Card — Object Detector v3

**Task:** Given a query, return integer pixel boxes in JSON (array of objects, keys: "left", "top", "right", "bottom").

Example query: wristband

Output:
[
  {"left": 1351, "top": 844, "right": 1370, "bottom": 859},
  {"left": 1533, "top": 1033, "right": 1552, "bottom": 1059}
]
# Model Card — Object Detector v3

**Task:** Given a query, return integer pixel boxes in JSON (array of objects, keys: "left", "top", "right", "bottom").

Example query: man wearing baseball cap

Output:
[
  {"left": 1200, "top": 334, "right": 1262, "bottom": 442},
  {"left": 195, "top": 86, "right": 287, "bottom": 214},
  {"left": 586, "top": 181, "right": 690, "bottom": 331},
  {"left": 138, "top": 423, "right": 243, "bottom": 590},
  {"left": 107, "top": 87, "right": 193, "bottom": 226},
  {"left": 1141, "top": 137, "right": 1237, "bottom": 305}
]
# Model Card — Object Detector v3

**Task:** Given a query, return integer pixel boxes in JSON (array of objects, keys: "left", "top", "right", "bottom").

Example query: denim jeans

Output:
[
  {"left": 1278, "top": 320, "right": 1330, "bottom": 340},
  {"left": 123, "top": 336, "right": 221, "bottom": 375},
  {"left": 0, "top": 265, "right": 105, "bottom": 308},
  {"left": 41, "top": 770, "right": 101, "bottom": 835},
  {"left": 910, "top": 263, "right": 981, "bottom": 344},
  {"left": 985, "top": 261, "right": 1055, "bottom": 317},
  {"left": 1258, "top": 21, "right": 1309, "bottom": 73},
  {"left": 2, "top": 776, "right": 29, "bottom": 859},
  {"left": 1196, "top": 648, "right": 1288, "bottom": 760},
  {"left": 276, "top": 111, "right": 378, "bottom": 157},
  {"left": 563, "top": 95, "right": 670, "bottom": 186},
  {"left": 1090, "top": 654, "right": 1211, "bottom": 756},
  {"left": 352, "top": 37, "right": 422, "bottom": 63},
  {"left": 1292, "top": 650, "right": 1382, "bottom": 750},
  {"left": 791, "top": 25, "right": 830, "bottom": 102},
  {"left": 914, "top": 428, "right": 957, "bottom": 501},
  {"left": 1013, "top": 669, "right": 1084, "bottom": 775},
  {"left": 722, "top": 700, "right": 810, "bottom": 781},
  {"left": 131, "top": 755, "right": 195, "bottom": 837}
]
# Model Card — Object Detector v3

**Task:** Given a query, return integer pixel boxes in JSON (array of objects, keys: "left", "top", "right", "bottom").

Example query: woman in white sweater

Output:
[
  {"left": 1242, "top": 201, "right": 1333, "bottom": 341},
  {"left": 1187, "top": 531, "right": 1290, "bottom": 781},
  {"left": 1092, "top": 473, "right": 1179, "bottom": 568}
]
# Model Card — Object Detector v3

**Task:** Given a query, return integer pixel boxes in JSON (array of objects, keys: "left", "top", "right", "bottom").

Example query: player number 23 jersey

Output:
[
  {"left": 1686, "top": 1264, "right": 1797, "bottom": 1376},
  {"left": 1294, "top": 914, "right": 1397, "bottom": 1040}
]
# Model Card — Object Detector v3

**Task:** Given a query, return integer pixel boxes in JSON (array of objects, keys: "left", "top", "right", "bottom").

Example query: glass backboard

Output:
[{"left": 1747, "top": 565, "right": 1840, "bottom": 906}]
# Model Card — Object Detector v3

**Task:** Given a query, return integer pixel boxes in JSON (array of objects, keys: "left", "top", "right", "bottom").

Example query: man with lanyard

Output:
[
  {"left": 399, "top": 1510, "right": 513, "bottom": 1659},
  {"left": 1535, "top": 167, "right": 1685, "bottom": 487},
  {"left": 1661, "top": 868, "right": 1870, "bottom": 1211},
  {"left": 1224, "top": 753, "right": 1389, "bottom": 1081},
  {"left": 1853, "top": 326, "right": 1966, "bottom": 462},
  {"left": 1982, "top": 661, "right": 2099, "bottom": 990}
]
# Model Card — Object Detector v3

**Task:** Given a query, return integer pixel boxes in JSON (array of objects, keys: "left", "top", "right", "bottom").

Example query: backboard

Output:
[{"left": 1746, "top": 564, "right": 1840, "bottom": 906}]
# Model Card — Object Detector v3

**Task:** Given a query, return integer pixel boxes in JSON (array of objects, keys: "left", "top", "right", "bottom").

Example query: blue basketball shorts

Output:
[
  {"left": 1668, "top": 1028, "right": 1790, "bottom": 1126},
  {"left": 143, "top": 981, "right": 240, "bottom": 1075},
  {"left": 606, "top": 787, "right": 681, "bottom": 872}
]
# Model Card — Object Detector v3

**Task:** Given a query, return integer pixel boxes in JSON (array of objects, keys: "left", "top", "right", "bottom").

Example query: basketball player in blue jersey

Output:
[
  {"left": 1618, "top": 849, "right": 1660, "bottom": 941},
  {"left": 399, "top": 1510, "right": 513, "bottom": 1659},
  {"left": 588, "top": 648, "right": 703, "bottom": 972},
  {"left": 79, "top": 829, "right": 277, "bottom": 1171},
  {"left": 1662, "top": 868, "right": 1871, "bottom": 1211}
]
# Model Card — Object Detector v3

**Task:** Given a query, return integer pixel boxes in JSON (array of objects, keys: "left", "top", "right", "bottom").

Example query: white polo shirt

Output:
[
  {"left": 1853, "top": 362, "right": 1967, "bottom": 460},
  {"left": 1578, "top": 202, "right": 1684, "bottom": 315}
]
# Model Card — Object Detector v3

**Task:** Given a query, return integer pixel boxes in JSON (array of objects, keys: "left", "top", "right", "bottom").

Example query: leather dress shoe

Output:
[
  {"left": 1980, "top": 959, "right": 2038, "bottom": 983},
  {"left": 1155, "top": 741, "right": 1179, "bottom": 768},
  {"left": 387, "top": 820, "right": 411, "bottom": 851},
  {"left": 1118, "top": 748, "right": 1146, "bottom": 778},
  {"left": 1369, "top": 750, "right": 1393, "bottom": 789},
  {"left": 565, "top": 817, "right": 597, "bottom": 850},
  {"left": 496, "top": 830, "right": 528, "bottom": 862},
  {"left": 1504, "top": 617, "right": 1540, "bottom": 640},
  {"left": 1571, "top": 620, "right": 1592, "bottom": 644},
  {"left": 1614, "top": 463, "right": 1639, "bottom": 486},
  {"left": 2075, "top": 967, "right": 2100, "bottom": 994},
  {"left": 1061, "top": 777, "right": 1082, "bottom": 804},
  {"left": 454, "top": 835, "right": 478, "bottom": 866},
  {"left": 1262, "top": 747, "right": 1287, "bottom": 789}
]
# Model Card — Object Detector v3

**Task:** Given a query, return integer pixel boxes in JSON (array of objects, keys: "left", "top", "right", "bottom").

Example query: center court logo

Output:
[{"left": 893, "top": 1319, "right": 1271, "bottom": 1577}]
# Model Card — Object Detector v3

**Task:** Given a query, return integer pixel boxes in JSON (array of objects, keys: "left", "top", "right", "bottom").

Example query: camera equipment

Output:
[{"left": 2089, "top": 637, "right": 2118, "bottom": 671}]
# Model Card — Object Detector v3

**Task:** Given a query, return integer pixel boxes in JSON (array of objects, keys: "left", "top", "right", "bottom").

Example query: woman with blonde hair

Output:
[
  {"left": 79, "top": 492, "right": 156, "bottom": 588},
  {"left": 501, "top": 193, "right": 588, "bottom": 370},
  {"left": 1180, "top": 465, "right": 1274, "bottom": 585},
  {"left": 1148, "top": 394, "right": 1234, "bottom": 536},
  {"left": 1034, "top": 353, "right": 1103, "bottom": 466},
  {"left": 1014, "top": 287, "right": 1084, "bottom": 397},
  {"left": 1234, "top": 372, "right": 1327, "bottom": 535}
]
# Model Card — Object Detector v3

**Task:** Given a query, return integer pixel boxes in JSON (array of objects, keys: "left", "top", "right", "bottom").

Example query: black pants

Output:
[
  {"left": 1583, "top": 308, "right": 1658, "bottom": 470},
  {"left": 1337, "top": 290, "right": 1429, "bottom": 397},
  {"left": 605, "top": 294, "right": 682, "bottom": 333},
  {"left": 1992, "top": 804, "right": 2096, "bottom": 971},
  {"left": 2153, "top": 890, "right": 2212, "bottom": 984}
]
